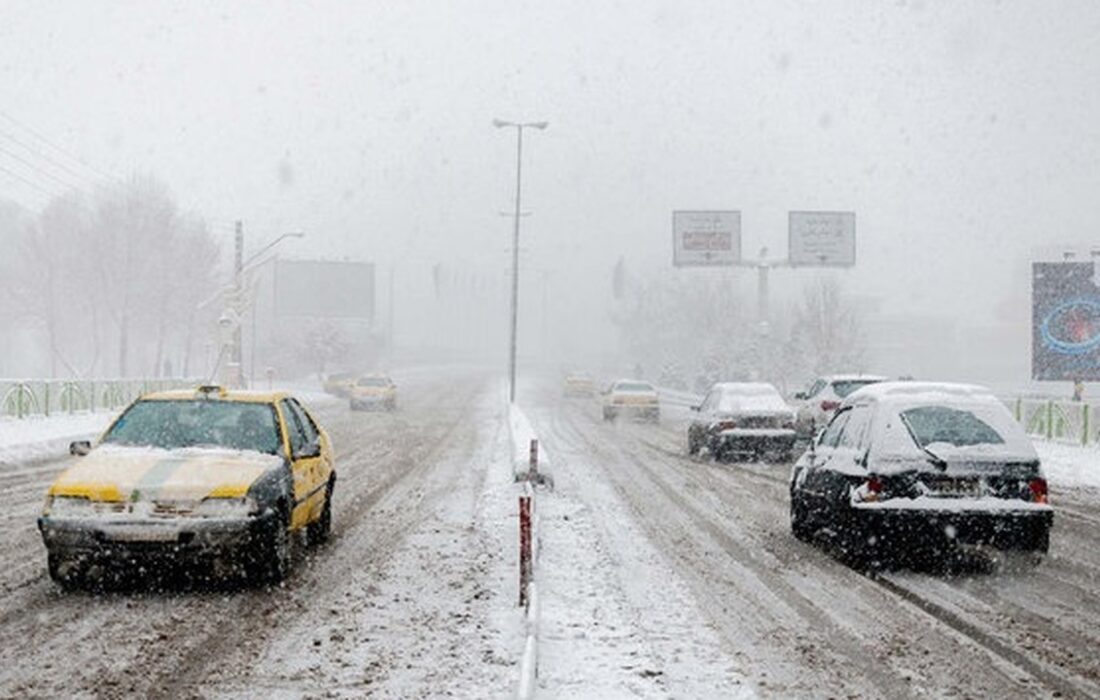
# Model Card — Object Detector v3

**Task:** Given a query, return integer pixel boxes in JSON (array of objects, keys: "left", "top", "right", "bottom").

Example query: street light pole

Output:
[
  {"left": 494, "top": 119, "right": 548, "bottom": 403},
  {"left": 228, "top": 228, "right": 305, "bottom": 388}
]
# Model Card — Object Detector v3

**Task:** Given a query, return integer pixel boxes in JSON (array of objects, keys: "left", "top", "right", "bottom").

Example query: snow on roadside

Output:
[
  {"left": 0, "top": 412, "right": 113, "bottom": 469},
  {"left": 524, "top": 408, "right": 754, "bottom": 699},
  {"left": 1036, "top": 441, "right": 1100, "bottom": 491}
]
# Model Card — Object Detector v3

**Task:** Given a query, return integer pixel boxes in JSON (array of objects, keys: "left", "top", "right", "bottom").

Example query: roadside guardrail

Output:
[{"left": 0, "top": 378, "right": 197, "bottom": 419}]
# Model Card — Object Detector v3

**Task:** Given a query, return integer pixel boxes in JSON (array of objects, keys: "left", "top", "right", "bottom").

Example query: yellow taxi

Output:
[
  {"left": 602, "top": 379, "right": 660, "bottom": 422},
  {"left": 322, "top": 371, "right": 356, "bottom": 397},
  {"left": 349, "top": 373, "right": 397, "bottom": 411},
  {"left": 38, "top": 385, "right": 336, "bottom": 588},
  {"left": 562, "top": 372, "right": 596, "bottom": 398}
]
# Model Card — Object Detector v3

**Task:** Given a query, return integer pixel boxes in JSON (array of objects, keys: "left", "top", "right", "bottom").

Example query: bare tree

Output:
[{"left": 783, "top": 276, "right": 867, "bottom": 382}]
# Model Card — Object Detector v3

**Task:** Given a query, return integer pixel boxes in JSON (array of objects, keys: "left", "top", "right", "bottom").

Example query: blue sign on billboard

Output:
[{"left": 1032, "top": 262, "right": 1100, "bottom": 380}]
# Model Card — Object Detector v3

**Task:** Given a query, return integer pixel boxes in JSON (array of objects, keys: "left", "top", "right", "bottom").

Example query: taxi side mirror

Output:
[
  {"left": 69, "top": 440, "right": 92, "bottom": 456},
  {"left": 296, "top": 436, "right": 322, "bottom": 459}
]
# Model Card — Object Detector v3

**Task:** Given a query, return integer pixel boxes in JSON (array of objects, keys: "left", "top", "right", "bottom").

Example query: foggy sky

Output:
[{"left": 2, "top": 0, "right": 1100, "bottom": 339}]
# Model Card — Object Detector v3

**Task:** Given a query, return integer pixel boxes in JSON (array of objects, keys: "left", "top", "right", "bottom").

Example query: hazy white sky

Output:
[{"left": 2, "top": 0, "right": 1099, "bottom": 327}]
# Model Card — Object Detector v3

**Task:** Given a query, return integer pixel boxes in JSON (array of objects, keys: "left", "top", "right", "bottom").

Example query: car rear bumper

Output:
[
  {"left": 849, "top": 502, "right": 1053, "bottom": 551},
  {"left": 716, "top": 429, "right": 797, "bottom": 454},
  {"left": 38, "top": 512, "right": 275, "bottom": 562},
  {"left": 606, "top": 404, "right": 659, "bottom": 419},
  {"left": 350, "top": 396, "right": 393, "bottom": 410}
]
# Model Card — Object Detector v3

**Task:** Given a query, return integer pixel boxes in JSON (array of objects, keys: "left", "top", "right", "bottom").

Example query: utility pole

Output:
[
  {"left": 233, "top": 220, "right": 244, "bottom": 386},
  {"left": 494, "top": 119, "right": 548, "bottom": 403}
]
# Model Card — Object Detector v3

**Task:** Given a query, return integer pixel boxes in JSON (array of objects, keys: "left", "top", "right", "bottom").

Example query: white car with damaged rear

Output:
[
  {"left": 789, "top": 382, "right": 1053, "bottom": 566},
  {"left": 687, "top": 382, "right": 798, "bottom": 462}
]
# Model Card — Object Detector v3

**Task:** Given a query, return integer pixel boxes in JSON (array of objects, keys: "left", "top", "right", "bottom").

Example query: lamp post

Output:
[
  {"left": 232, "top": 228, "right": 305, "bottom": 387},
  {"left": 493, "top": 119, "right": 548, "bottom": 403}
]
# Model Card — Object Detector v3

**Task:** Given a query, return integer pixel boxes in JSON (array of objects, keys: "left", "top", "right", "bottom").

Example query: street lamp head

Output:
[
  {"left": 287, "top": 231, "right": 306, "bottom": 239},
  {"left": 493, "top": 119, "right": 513, "bottom": 128},
  {"left": 528, "top": 121, "right": 549, "bottom": 130}
]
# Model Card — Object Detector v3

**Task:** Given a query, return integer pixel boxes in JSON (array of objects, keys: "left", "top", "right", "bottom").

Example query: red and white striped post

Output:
[
  {"left": 519, "top": 494, "right": 532, "bottom": 606},
  {"left": 528, "top": 438, "right": 539, "bottom": 482}
]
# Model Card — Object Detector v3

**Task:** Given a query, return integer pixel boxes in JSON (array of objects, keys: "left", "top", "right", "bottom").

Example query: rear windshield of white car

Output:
[
  {"left": 103, "top": 400, "right": 282, "bottom": 455},
  {"left": 615, "top": 382, "right": 654, "bottom": 393},
  {"left": 900, "top": 405, "right": 1005, "bottom": 448},
  {"left": 872, "top": 398, "right": 1035, "bottom": 464},
  {"left": 357, "top": 377, "right": 389, "bottom": 387},
  {"left": 718, "top": 388, "right": 788, "bottom": 413},
  {"left": 832, "top": 380, "right": 881, "bottom": 398}
]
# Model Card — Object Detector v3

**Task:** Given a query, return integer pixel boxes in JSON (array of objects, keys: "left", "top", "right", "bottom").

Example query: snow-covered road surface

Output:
[{"left": 0, "top": 372, "right": 1098, "bottom": 698}]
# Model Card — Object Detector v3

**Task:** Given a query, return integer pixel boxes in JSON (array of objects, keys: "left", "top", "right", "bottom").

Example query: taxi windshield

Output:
[{"left": 103, "top": 399, "right": 282, "bottom": 455}]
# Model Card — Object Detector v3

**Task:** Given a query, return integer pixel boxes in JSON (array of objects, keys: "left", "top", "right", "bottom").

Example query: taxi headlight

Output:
[
  {"left": 46, "top": 495, "right": 97, "bottom": 517},
  {"left": 195, "top": 497, "right": 258, "bottom": 518}
]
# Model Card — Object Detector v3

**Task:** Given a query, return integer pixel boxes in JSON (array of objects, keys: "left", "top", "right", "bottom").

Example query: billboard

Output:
[
  {"left": 788, "top": 211, "right": 856, "bottom": 267},
  {"left": 274, "top": 259, "right": 375, "bottom": 321},
  {"left": 1032, "top": 261, "right": 1100, "bottom": 381},
  {"left": 672, "top": 210, "right": 741, "bottom": 266}
]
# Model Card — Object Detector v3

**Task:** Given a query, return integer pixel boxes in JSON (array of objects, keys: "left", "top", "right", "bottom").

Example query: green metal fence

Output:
[
  {"left": 1011, "top": 397, "right": 1100, "bottom": 446},
  {"left": 0, "top": 379, "right": 197, "bottom": 419}
]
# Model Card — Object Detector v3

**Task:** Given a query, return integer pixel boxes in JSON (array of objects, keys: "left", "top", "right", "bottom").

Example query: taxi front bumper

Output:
[{"left": 38, "top": 511, "right": 276, "bottom": 562}]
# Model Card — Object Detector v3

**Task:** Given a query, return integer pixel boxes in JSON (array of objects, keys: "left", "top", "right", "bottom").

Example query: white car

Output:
[
  {"left": 794, "top": 374, "right": 888, "bottom": 436},
  {"left": 688, "top": 382, "right": 797, "bottom": 461},
  {"left": 789, "top": 381, "right": 1053, "bottom": 564},
  {"left": 602, "top": 380, "right": 660, "bottom": 422}
]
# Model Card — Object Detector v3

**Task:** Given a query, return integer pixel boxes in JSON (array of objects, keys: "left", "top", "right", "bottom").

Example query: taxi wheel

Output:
[
  {"left": 307, "top": 480, "right": 334, "bottom": 546},
  {"left": 47, "top": 552, "right": 82, "bottom": 591},
  {"left": 252, "top": 508, "right": 291, "bottom": 585}
]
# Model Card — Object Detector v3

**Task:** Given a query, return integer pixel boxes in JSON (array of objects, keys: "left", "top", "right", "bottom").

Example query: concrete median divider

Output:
[{"left": 510, "top": 403, "right": 547, "bottom": 699}]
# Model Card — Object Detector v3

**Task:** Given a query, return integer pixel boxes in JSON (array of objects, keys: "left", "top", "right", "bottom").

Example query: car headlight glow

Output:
[
  {"left": 46, "top": 495, "right": 98, "bottom": 518},
  {"left": 195, "top": 496, "right": 258, "bottom": 518}
]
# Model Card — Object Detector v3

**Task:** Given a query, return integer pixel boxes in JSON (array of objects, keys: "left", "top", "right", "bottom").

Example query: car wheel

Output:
[
  {"left": 307, "top": 479, "right": 334, "bottom": 546},
  {"left": 790, "top": 491, "right": 814, "bottom": 542},
  {"left": 252, "top": 507, "right": 291, "bottom": 585},
  {"left": 47, "top": 551, "right": 82, "bottom": 591}
]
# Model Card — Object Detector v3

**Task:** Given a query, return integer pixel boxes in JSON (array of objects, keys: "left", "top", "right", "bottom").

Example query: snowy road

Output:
[
  {"left": 1, "top": 372, "right": 1099, "bottom": 698},
  {"left": 0, "top": 371, "right": 519, "bottom": 699},
  {"left": 525, "top": 387, "right": 1100, "bottom": 699}
]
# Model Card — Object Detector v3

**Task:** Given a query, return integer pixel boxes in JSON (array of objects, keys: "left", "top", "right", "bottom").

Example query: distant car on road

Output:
[
  {"left": 602, "top": 379, "right": 660, "bottom": 422},
  {"left": 789, "top": 381, "right": 1053, "bottom": 566},
  {"left": 562, "top": 372, "right": 596, "bottom": 398},
  {"left": 687, "top": 382, "right": 797, "bottom": 462},
  {"left": 322, "top": 371, "right": 356, "bottom": 398},
  {"left": 39, "top": 385, "right": 336, "bottom": 589},
  {"left": 349, "top": 373, "right": 397, "bottom": 411},
  {"left": 793, "top": 374, "right": 888, "bottom": 436}
]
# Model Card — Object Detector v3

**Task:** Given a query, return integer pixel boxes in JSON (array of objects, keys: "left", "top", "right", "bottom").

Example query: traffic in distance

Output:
[{"left": 566, "top": 370, "right": 1054, "bottom": 566}]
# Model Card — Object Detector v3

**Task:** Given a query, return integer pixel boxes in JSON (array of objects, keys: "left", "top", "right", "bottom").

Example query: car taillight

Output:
[
  {"left": 716, "top": 420, "right": 737, "bottom": 431},
  {"left": 1028, "top": 478, "right": 1048, "bottom": 504},
  {"left": 821, "top": 400, "right": 840, "bottom": 412},
  {"left": 867, "top": 475, "right": 883, "bottom": 495}
]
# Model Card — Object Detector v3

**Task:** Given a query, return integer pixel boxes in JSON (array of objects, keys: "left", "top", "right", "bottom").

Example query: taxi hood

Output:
[{"left": 48, "top": 444, "right": 284, "bottom": 503}]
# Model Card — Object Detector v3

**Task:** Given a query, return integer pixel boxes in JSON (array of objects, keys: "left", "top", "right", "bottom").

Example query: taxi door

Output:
[
  {"left": 287, "top": 398, "right": 332, "bottom": 520},
  {"left": 279, "top": 399, "right": 323, "bottom": 529}
]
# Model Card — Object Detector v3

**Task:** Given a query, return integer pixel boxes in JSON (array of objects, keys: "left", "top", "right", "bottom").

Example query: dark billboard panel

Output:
[{"left": 1032, "top": 261, "right": 1100, "bottom": 380}]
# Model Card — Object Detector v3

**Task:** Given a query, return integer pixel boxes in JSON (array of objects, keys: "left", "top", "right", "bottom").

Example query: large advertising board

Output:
[
  {"left": 1032, "top": 261, "right": 1100, "bottom": 381},
  {"left": 788, "top": 211, "right": 856, "bottom": 267},
  {"left": 274, "top": 259, "right": 375, "bottom": 321},
  {"left": 672, "top": 210, "right": 741, "bottom": 266}
]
